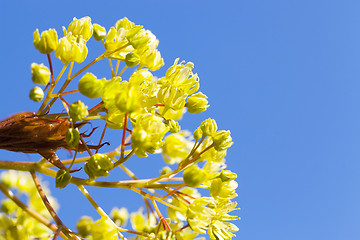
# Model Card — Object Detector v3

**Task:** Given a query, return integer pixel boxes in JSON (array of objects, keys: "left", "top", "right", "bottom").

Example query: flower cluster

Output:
[{"left": 0, "top": 16, "right": 239, "bottom": 240}]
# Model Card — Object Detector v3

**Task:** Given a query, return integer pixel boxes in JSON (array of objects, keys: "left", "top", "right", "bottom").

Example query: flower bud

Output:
[
  {"left": 65, "top": 128, "right": 80, "bottom": 147},
  {"left": 200, "top": 118, "right": 217, "bottom": 137},
  {"left": 186, "top": 92, "right": 209, "bottom": 114},
  {"left": 218, "top": 170, "right": 237, "bottom": 182},
  {"left": 126, "top": 26, "right": 150, "bottom": 49},
  {"left": 115, "top": 86, "right": 141, "bottom": 114},
  {"left": 84, "top": 153, "right": 113, "bottom": 179},
  {"left": 193, "top": 127, "right": 203, "bottom": 140},
  {"left": 157, "top": 85, "right": 187, "bottom": 110},
  {"left": 31, "top": 63, "right": 50, "bottom": 85},
  {"left": 111, "top": 207, "right": 128, "bottom": 226},
  {"left": 69, "top": 100, "right": 88, "bottom": 122},
  {"left": 114, "top": 17, "right": 135, "bottom": 30},
  {"left": 92, "top": 217, "right": 118, "bottom": 240},
  {"left": 55, "top": 169, "right": 72, "bottom": 189},
  {"left": 65, "top": 16, "right": 93, "bottom": 41},
  {"left": 29, "top": 86, "right": 44, "bottom": 102},
  {"left": 125, "top": 52, "right": 140, "bottom": 67},
  {"left": 1, "top": 199, "right": 17, "bottom": 214},
  {"left": 78, "top": 73, "right": 104, "bottom": 98},
  {"left": 165, "top": 119, "right": 180, "bottom": 133},
  {"left": 93, "top": 23, "right": 106, "bottom": 41},
  {"left": 138, "top": 47, "right": 164, "bottom": 71},
  {"left": 33, "top": 28, "right": 58, "bottom": 54},
  {"left": 183, "top": 165, "right": 208, "bottom": 187},
  {"left": 55, "top": 33, "right": 88, "bottom": 63},
  {"left": 212, "top": 130, "right": 233, "bottom": 151},
  {"left": 210, "top": 178, "right": 238, "bottom": 199},
  {"left": 77, "top": 216, "right": 93, "bottom": 237},
  {"left": 160, "top": 166, "right": 172, "bottom": 175}
]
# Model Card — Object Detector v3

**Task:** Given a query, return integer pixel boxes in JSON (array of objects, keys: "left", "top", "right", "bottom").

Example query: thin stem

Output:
[
  {"left": 29, "top": 170, "right": 77, "bottom": 240},
  {"left": 152, "top": 199, "right": 171, "bottom": 231},
  {"left": 77, "top": 185, "right": 126, "bottom": 240},
  {"left": 0, "top": 182, "right": 69, "bottom": 240},
  {"left": 114, "top": 60, "right": 120, "bottom": 77},
  {"left": 117, "top": 65, "right": 128, "bottom": 77},
  {"left": 120, "top": 114, "right": 128, "bottom": 160},
  {"left": 96, "top": 123, "right": 108, "bottom": 154},
  {"left": 161, "top": 184, "right": 185, "bottom": 200},
  {"left": 47, "top": 53, "right": 55, "bottom": 84}
]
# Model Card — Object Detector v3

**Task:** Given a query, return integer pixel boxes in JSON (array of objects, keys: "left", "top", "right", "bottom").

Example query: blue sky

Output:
[{"left": 2, "top": 1, "right": 360, "bottom": 239}]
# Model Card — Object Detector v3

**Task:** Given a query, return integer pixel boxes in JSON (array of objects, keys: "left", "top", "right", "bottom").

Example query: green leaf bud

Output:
[
  {"left": 110, "top": 207, "right": 129, "bottom": 227},
  {"left": 69, "top": 100, "right": 89, "bottom": 121},
  {"left": 165, "top": 119, "right": 181, "bottom": 133},
  {"left": 76, "top": 216, "right": 93, "bottom": 237},
  {"left": 210, "top": 178, "right": 238, "bottom": 200},
  {"left": 55, "top": 169, "right": 72, "bottom": 189},
  {"left": 200, "top": 118, "right": 217, "bottom": 137},
  {"left": 65, "top": 16, "right": 93, "bottom": 41},
  {"left": 29, "top": 86, "right": 44, "bottom": 102},
  {"left": 33, "top": 28, "right": 58, "bottom": 54},
  {"left": 65, "top": 128, "right": 80, "bottom": 147},
  {"left": 93, "top": 23, "right": 107, "bottom": 41},
  {"left": 193, "top": 127, "right": 203, "bottom": 140},
  {"left": 186, "top": 92, "right": 209, "bottom": 114},
  {"left": 125, "top": 52, "right": 140, "bottom": 67},
  {"left": 31, "top": 63, "right": 50, "bottom": 85},
  {"left": 102, "top": 110, "right": 125, "bottom": 129},
  {"left": 218, "top": 170, "right": 237, "bottom": 182},
  {"left": 183, "top": 165, "right": 208, "bottom": 187},
  {"left": 212, "top": 130, "right": 233, "bottom": 151},
  {"left": 114, "top": 17, "right": 135, "bottom": 30},
  {"left": 78, "top": 72, "right": 104, "bottom": 98},
  {"left": 160, "top": 166, "right": 172, "bottom": 175},
  {"left": 55, "top": 33, "right": 88, "bottom": 64},
  {"left": 84, "top": 153, "right": 113, "bottom": 179}
]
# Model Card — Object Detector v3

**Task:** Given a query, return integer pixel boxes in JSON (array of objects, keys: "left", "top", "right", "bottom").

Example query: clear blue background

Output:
[{"left": 2, "top": 1, "right": 360, "bottom": 239}]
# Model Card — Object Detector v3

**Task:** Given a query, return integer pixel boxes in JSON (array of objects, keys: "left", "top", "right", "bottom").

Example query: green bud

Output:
[
  {"left": 183, "top": 165, "right": 208, "bottom": 187},
  {"left": 218, "top": 170, "right": 237, "bottom": 182},
  {"left": 33, "top": 28, "right": 58, "bottom": 54},
  {"left": 200, "top": 118, "right": 217, "bottom": 137},
  {"left": 78, "top": 72, "right": 104, "bottom": 98},
  {"left": 29, "top": 86, "right": 44, "bottom": 102},
  {"left": 76, "top": 216, "right": 93, "bottom": 237},
  {"left": 212, "top": 130, "right": 233, "bottom": 151},
  {"left": 69, "top": 100, "right": 88, "bottom": 121},
  {"left": 193, "top": 127, "right": 203, "bottom": 140},
  {"left": 66, "top": 16, "right": 93, "bottom": 41},
  {"left": 31, "top": 63, "right": 50, "bottom": 85},
  {"left": 65, "top": 128, "right": 80, "bottom": 147},
  {"left": 125, "top": 52, "right": 140, "bottom": 67},
  {"left": 165, "top": 119, "right": 181, "bottom": 133},
  {"left": 84, "top": 153, "right": 113, "bottom": 179},
  {"left": 93, "top": 23, "right": 107, "bottom": 41},
  {"left": 186, "top": 92, "right": 209, "bottom": 114},
  {"left": 160, "top": 166, "right": 172, "bottom": 175},
  {"left": 110, "top": 207, "right": 129, "bottom": 226},
  {"left": 55, "top": 169, "right": 72, "bottom": 189}
]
